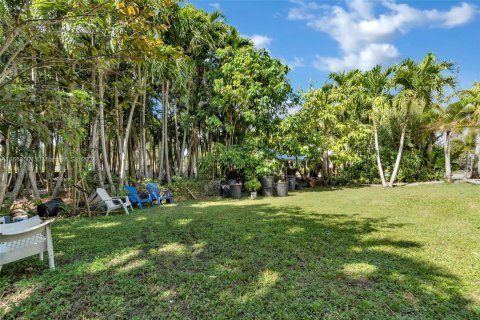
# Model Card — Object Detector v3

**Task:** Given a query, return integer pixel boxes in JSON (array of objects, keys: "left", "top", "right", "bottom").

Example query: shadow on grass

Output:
[
  {"left": 0, "top": 200, "right": 477, "bottom": 319},
  {"left": 295, "top": 184, "right": 372, "bottom": 194}
]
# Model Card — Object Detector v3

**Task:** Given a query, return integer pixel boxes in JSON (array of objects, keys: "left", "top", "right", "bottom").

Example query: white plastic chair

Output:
[
  {"left": 96, "top": 188, "right": 133, "bottom": 216},
  {"left": 0, "top": 215, "right": 55, "bottom": 271}
]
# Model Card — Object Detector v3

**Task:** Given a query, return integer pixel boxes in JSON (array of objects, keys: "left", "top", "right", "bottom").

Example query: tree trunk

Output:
[
  {"left": 92, "top": 116, "right": 104, "bottom": 187},
  {"left": 98, "top": 69, "right": 116, "bottom": 193},
  {"left": 27, "top": 160, "right": 40, "bottom": 199},
  {"left": 373, "top": 119, "right": 388, "bottom": 187},
  {"left": 388, "top": 123, "right": 407, "bottom": 187},
  {"left": 179, "top": 128, "right": 187, "bottom": 177},
  {"left": 164, "top": 80, "right": 172, "bottom": 184},
  {"left": 426, "top": 133, "right": 434, "bottom": 170},
  {"left": 88, "top": 69, "right": 102, "bottom": 186},
  {"left": 188, "top": 124, "right": 197, "bottom": 178},
  {"left": 0, "top": 128, "right": 10, "bottom": 209},
  {"left": 322, "top": 151, "right": 330, "bottom": 185},
  {"left": 119, "top": 94, "right": 139, "bottom": 187},
  {"left": 52, "top": 141, "right": 68, "bottom": 198},
  {"left": 158, "top": 140, "right": 164, "bottom": 181},
  {"left": 444, "top": 130, "right": 453, "bottom": 183},
  {"left": 114, "top": 85, "right": 124, "bottom": 174},
  {"left": 141, "top": 81, "right": 148, "bottom": 179},
  {"left": 8, "top": 133, "right": 33, "bottom": 205},
  {"left": 470, "top": 129, "right": 480, "bottom": 179},
  {"left": 173, "top": 100, "right": 181, "bottom": 174}
]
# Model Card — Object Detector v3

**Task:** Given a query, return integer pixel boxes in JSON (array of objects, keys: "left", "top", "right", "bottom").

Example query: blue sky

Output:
[{"left": 189, "top": 0, "right": 480, "bottom": 92}]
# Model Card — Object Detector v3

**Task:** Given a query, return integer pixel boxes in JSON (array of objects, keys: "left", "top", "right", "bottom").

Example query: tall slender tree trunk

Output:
[
  {"left": 0, "top": 127, "right": 10, "bottom": 209},
  {"left": 470, "top": 129, "right": 480, "bottom": 179},
  {"left": 426, "top": 133, "right": 434, "bottom": 170},
  {"left": 114, "top": 85, "right": 124, "bottom": 174},
  {"left": 98, "top": 69, "right": 115, "bottom": 193},
  {"left": 173, "top": 100, "right": 181, "bottom": 174},
  {"left": 444, "top": 130, "right": 453, "bottom": 183},
  {"left": 119, "top": 94, "right": 139, "bottom": 187},
  {"left": 139, "top": 92, "right": 146, "bottom": 179},
  {"left": 152, "top": 143, "right": 156, "bottom": 178},
  {"left": 179, "top": 98, "right": 190, "bottom": 177},
  {"left": 164, "top": 80, "right": 172, "bottom": 184},
  {"left": 373, "top": 119, "right": 387, "bottom": 187},
  {"left": 27, "top": 57, "right": 40, "bottom": 200},
  {"left": 88, "top": 116, "right": 96, "bottom": 167},
  {"left": 89, "top": 66, "right": 104, "bottom": 187},
  {"left": 158, "top": 80, "right": 167, "bottom": 182},
  {"left": 388, "top": 123, "right": 408, "bottom": 187},
  {"left": 188, "top": 124, "right": 197, "bottom": 178},
  {"left": 321, "top": 151, "right": 330, "bottom": 185},
  {"left": 158, "top": 142, "right": 164, "bottom": 181},
  {"left": 93, "top": 117, "right": 104, "bottom": 187},
  {"left": 28, "top": 159, "right": 40, "bottom": 199},
  {"left": 52, "top": 141, "right": 68, "bottom": 198},
  {"left": 8, "top": 133, "right": 32, "bottom": 205},
  {"left": 180, "top": 128, "right": 187, "bottom": 177}
]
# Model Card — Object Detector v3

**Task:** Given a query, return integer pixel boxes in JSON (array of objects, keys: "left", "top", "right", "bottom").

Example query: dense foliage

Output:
[
  {"left": 0, "top": 0, "right": 479, "bottom": 213},
  {"left": 0, "top": 0, "right": 291, "bottom": 212},
  {"left": 280, "top": 55, "right": 479, "bottom": 185}
]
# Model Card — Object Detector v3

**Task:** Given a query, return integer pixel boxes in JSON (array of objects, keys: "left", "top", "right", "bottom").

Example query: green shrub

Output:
[
  {"left": 245, "top": 178, "right": 261, "bottom": 192},
  {"left": 164, "top": 177, "right": 217, "bottom": 200}
]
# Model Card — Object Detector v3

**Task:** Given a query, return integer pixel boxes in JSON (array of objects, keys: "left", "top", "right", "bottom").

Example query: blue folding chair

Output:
[
  {"left": 124, "top": 185, "right": 154, "bottom": 209},
  {"left": 146, "top": 183, "right": 174, "bottom": 206}
]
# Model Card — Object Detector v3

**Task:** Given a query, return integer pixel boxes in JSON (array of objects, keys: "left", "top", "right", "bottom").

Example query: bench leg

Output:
[
  {"left": 46, "top": 225, "right": 55, "bottom": 270},
  {"left": 0, "top": 265, "right": 2, "bottom": 272},
  {"left": 39, "top": 252, "right": 44, "bottom": 261}
]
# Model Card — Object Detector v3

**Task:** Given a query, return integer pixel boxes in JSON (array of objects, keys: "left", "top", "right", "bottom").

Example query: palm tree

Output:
[
  {"left": 389, "top": 53, "right": 455, "bottom": 186},
  {"left": 432, "top": 102, "right": 466, "bottom": 182},
  {"left": 458, "top": 82, "right": 480, "bottom": 178},
  {"left": 362, "top": 65, "right": 394, "bottom": 187}
]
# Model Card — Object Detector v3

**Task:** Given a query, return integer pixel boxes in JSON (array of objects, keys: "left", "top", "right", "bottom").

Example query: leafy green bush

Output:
[
  {"left": 200, "top": 143, "right": 281, "bottom": 181},
  {"left": 245, "top": 178, "right": 261, "bottom": 192},
  {"left": 335, "top": 147, "right": 444, "bottom": 185},
  {"left": 164, "top": 177, "right": 217, "bottom": 201}
]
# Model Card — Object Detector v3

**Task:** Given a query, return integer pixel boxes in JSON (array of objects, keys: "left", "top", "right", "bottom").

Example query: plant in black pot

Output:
[
  {"left": 245, "top": 178, "right": 261, "bottom": 199},
  {"left": 256, "top": 159, "right": 281, "bottom": 197}
]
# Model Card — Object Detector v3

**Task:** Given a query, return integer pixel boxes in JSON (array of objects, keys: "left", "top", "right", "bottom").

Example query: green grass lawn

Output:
[{"left": 1, "top": 184, "right": 479, "bottom": 319}]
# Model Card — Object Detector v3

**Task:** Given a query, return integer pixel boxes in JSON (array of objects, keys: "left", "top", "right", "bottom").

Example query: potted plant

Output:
[
  {"left": 256, "top": 159, "right": 281, "bottom": 196},
  {"left": 245, "top": 178, "right": 261, "bottom": 199}
]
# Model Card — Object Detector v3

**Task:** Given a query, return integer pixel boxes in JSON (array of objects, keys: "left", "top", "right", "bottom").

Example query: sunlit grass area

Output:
[{"left": 1, "top": 184, "right": 479, "bottom": 319}]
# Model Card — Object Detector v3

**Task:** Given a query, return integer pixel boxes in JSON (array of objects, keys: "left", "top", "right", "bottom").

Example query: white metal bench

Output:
[{"left": 0, "top": 215, "right": 55, "bottom": 271}]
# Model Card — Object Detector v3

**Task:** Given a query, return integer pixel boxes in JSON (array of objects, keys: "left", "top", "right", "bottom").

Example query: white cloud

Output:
[
  {"left": 285, "top": 56, "right": 306, "bottom": 70},
  {"left": 314, "top": 43, "right": 400, "bottom": 72},
  {"left": 209, "top": 2, "right": 221, "bottom": 10},
  {"left": 288, "top": 0, "right": 322, "bottom": 21},
  {"left": 347, "top": 0, "right": 374, "bottom": 19},
  {"left": 288, "top": 0, "right": 478, "bottom": 72},
  {"left": 245, "top": 34, "right": 273, "bottom": 50},
  {"left": 425, "top": 3, "right": 477, "bottom": 27}
]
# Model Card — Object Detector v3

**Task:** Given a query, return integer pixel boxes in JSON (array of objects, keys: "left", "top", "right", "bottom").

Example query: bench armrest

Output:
[{"left": 0, "top": 220, "right": 53, "bottom": 242}]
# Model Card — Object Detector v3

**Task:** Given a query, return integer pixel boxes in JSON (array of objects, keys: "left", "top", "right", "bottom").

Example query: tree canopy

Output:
[{"left": 0, "top": 0, "right": 478, "bottom": 212}]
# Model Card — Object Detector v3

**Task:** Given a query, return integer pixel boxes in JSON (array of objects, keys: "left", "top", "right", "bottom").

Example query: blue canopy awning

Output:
[{"left": 275, "top": 154, "right": 307, "bottom": 161}]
